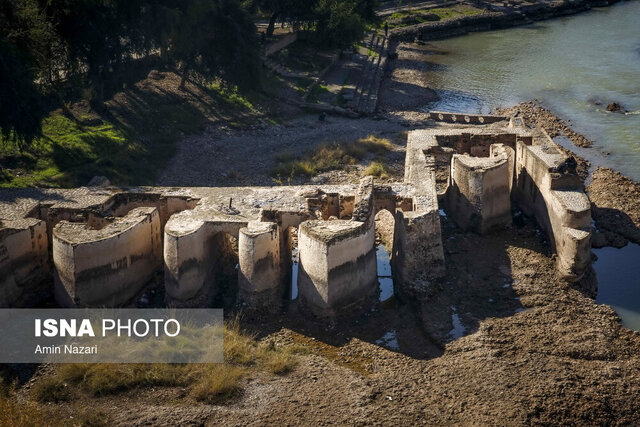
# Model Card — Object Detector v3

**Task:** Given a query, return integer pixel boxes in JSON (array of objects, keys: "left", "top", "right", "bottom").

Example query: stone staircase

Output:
[{"left": 347, "top": 33, "right": 389, "bottom": 115}]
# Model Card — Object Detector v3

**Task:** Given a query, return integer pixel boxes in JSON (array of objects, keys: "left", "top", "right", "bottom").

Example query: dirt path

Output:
[{"left": 156, "top": 115, "right": 410, "bottom": 187}]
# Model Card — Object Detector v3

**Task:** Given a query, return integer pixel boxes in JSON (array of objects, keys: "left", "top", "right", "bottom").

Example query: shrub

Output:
[
  {"left": 271, "top": 134, "right": 393, "bottom": 178},
  {"left": 189, "top": 365, "right": 245, "bottom": 404},
  {"left": 31, "top": 376, "right": 71, "bottom": 403}
]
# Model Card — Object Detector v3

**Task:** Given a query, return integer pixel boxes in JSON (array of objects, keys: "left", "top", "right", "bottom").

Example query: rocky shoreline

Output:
[{"left": 389, "top": 0, "right": 628, "bottom": 43}]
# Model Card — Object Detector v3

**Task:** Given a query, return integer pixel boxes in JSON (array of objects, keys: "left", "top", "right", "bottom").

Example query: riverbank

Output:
[{"left": 389, "top": 0, "right": 629, "bottom": 43}]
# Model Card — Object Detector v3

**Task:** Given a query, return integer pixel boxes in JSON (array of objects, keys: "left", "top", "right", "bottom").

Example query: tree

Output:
[
  {"left": 45, "top": 0, "right": 145, "bottom": 106},
  {"left": 0, "top": 0, "right": 50, "bottom": 148},
  {"left": 171, "top": 0, "right": 260, "bottom": 90},
  {"left": 254, "top": 0, "right": 312, "bottom": 37},
  {"left": 312, "top": 0, "right": 370, "bottom": 49}
]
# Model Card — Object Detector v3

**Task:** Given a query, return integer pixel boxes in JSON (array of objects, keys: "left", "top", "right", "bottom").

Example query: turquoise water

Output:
[
  {"left": 593, "top": 243, "right": 640, "bottom": 331},
  {"left": 421, "top": 0, "right": 640, "bottom": 182}
]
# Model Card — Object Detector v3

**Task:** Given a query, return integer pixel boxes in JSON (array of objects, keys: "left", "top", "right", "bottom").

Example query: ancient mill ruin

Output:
[{"left": 0, "top": 113, "right": 591, "bottom": 316}]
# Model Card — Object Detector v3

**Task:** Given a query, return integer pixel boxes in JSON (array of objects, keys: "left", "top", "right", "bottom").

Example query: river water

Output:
[
  {"left": 421, "top": 0, "right": 640, "bottom": 182},
  {"left": 420, "top": 2, "right": 640, "bottom": 330}
]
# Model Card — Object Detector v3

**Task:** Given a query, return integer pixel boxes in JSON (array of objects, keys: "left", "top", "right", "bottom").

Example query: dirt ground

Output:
[
  {"left": 589, "top": 167, "right": 640, "bottom": 247},
  {"left": 378, "top": 42, "right": 440, "bottom": 120},
  {"left": 156, "top": 115, "right": 412, "bottom": 187}
]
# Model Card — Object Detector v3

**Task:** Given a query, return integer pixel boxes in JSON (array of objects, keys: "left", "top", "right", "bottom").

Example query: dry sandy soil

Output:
[{"left": 156, "top": 115, "right": 410, "bottom": 187}]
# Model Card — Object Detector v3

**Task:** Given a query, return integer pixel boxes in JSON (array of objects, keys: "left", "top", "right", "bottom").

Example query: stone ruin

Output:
[{"left": 0, "top": 113, "right": 591, "bottom": 316}]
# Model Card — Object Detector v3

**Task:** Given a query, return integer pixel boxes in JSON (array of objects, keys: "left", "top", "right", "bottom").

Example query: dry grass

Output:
[
  {"left": 364, "top": 161, "right": 391, "bottom": 179},
  {"left": 25, "top": 316, "right": 298, "bottom": 407},
  {"left": 189, "top": 365, "right": 246, "bottom": 403},
  {"left": 0, "top": 393, "right": 50, "bottom": 426},
  {"left": 1, "top": 389, "right": 109, "bottom": 426},
  {"left": 272, "top": 134, "right": 393, "bottom": 178},
  {"left": 264, "top": 351, "right": 298, "bottom": 375},
  {"left": 31, "top": 376, "right": 71, "bottom": 403}
]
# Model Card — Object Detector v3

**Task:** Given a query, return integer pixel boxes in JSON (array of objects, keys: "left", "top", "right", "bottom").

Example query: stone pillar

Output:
[
  {"left": 446, "top": 152, "right": 511, "bottom": 234},
  {"left": 297, "top": 178, "right": 377, "bottom": 317},
  {"left": 238, "top": 221, "right": 282, "bottom": 310},
  {"left": 164, "top": 212, "right": 245, "bottom": 307},
  {"left": 297, "top": 219, "right": 377, "bottom": 317}
]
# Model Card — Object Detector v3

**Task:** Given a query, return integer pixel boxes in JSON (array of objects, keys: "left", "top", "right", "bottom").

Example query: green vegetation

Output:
[
  {"left": 272, "top": 134, "right": 393, "bottom": 178},
  {"left": 1, "top": 115, "right": 134, "bottom": 188},
  {"left": 385, "top": 5, "right": 481, "bottom": 29},
  {"left": 0, "top": 0, "right": 378, "bottom": 183},
  {"left": 295, "top": 78, "right": 314, "bottom": 96},
  {"left": 256, "top": 0, "right": 378, "bottom": 47},
  {"left": 430, "top": 5, "right": 482, "bottom": 20},
  {"left": 28, "top": 317, "right": 298, "bottom": 406},
  {"left": 208, "top": 82, "right": 255, "bottom": 111},
  {"left": 307, "top": 84, "right": 331, "bottom": 103},
  {"left": 0, "top": 68, "right": 266, "bottom": 188}
]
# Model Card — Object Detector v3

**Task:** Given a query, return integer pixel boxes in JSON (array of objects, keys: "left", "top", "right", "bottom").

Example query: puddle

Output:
[
  {"left": 376, "top": 244, "right": 394, "bottom": 302},
  {"left": 593, "top": 242, "right": 640, "bottom": 331},
  {"left": 291, "top": 247, "right": 299, "bottom": 300},
  {"left": 447, "top": 306, "right": 466, "bottom": 340},
  {"left": 376, "top": 329, "right": 400, "bottom": 351}
]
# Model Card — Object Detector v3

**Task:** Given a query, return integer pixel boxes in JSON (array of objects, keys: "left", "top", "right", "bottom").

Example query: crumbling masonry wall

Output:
[
  {"left": 0, "top": 113, "right": 591, "bottom": 312},
  {"left": 446, "top": 150, "right": 512, "bottom": 234},
  {"left": 53, "top": 207, "right": 162, "bottom": 307},
  {"left": 297, "top": 178, "right": 378, "bottom": 317},
  {"left": 514, "top": 130, "right": 591, "bottom": 280}
]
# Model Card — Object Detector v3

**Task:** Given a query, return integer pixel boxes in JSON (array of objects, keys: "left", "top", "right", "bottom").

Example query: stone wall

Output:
[
  {"left": 53, "top": 207, "right": 162, "bottom": 307},
  {"left": 514, "top": 131, "right": 591, "bottom": 280},
  {"left": 398, "top": 130, "right": 447, "bottom": 297},
  {"left": 238, "top": 221, "right": 282, "bottom": 309},
  {"left": 0, "top": 218, "right": 48, "bottom": 307},
  {"left": 163, "top": 212, "right": 247, "bottom": 306},
  {"left": 446, "top": 149, "right": 512, "bottom": 234},
  {"left": 0, "top": 113, "right": 593, "bottom": 312}
]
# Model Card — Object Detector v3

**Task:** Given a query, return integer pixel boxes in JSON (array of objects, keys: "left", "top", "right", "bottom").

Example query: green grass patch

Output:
[
  {"left": 385, "top": 5, "right": 481, "bottom": 29},
  {"left": 0, "top": 70, "right": 269, "bottom": 188},
  {"left": 307, "top": 84, "right": 331, "bottom": 103},
  {"left": 272, "top": 134, "right": 393, "bottom": 179},
  {"left": 430, "top": 5, "right": 482, "bottom": 20},
  {"left": 208, "top": 82, "right": 254, "bottom": 111},
  {"left": 0, "top": 114, "right": 144, "bottom": 188}
]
